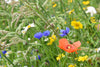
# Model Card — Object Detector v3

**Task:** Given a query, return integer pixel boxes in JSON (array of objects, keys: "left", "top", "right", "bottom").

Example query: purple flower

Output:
[
  {"left": 0, "top": 54, "right": 1, "bottom": 58},
  {"left": 59, "top": 27, "right": 70, "bottom": 37},
  {"left": 34, "top": 32, "right": 43, "bottom": 39},
  {"left": 2, "top": 50, "right": 7, "bottom": 54},
  {"left": 38, "top": 55, "right": 41, "bottom": 60},
  {"left": 43, "top": 30, "right": 50, "bottom": 36}
]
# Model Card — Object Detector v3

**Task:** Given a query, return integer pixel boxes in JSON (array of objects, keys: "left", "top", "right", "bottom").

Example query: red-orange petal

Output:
[
  {"left": 58, "top": 38, "right": 81, "bottom": 53},
  {"left": 72, "top": 41, "right": 81, "bottom": 48},
  {"left": 59, "top": 38, "right": 69, "bottom": 46}
]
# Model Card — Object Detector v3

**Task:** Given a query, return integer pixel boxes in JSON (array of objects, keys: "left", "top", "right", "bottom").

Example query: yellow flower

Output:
[
  {"left": 71, "top": 21, "right": 83, "bottom": 29},
  {"left": 53, "top": 4, "right": 57, "bottom": 8},
  {"left": 83, "top": 8, "right": 86, "bottom": 10},
  {"left": 69, "top": 9, "right": 74, "bottom": 15},
  {"left": 56, "top": 54, "right": 61, "bottom": 61},
  {"left": 61, "top": 53, "right": 65, "bottom": 57},
  {"left": 57, "top": 27, "right": 59, "bottom": 30},
  {"left": 27, "top": 25, "right": 31, "bottom": 28},
  {"left": 68, "top": 0, "right": 73, "bottom": 3},
  {"left": 87, "top": 41, "right": 89, "bottom": 43},
  {"left": 47, "top": 35, "right": 56, "bottom": 45},
  {"left": 82, "top": 1, "right": 90, "bottom": 5},
  {"left": 95, "top": 48, "right": 98, "bottom": 51},
  {"left": 75, "top": 58, "right": 78, "bottom": 60},
  {"left": 68, "top": 64, "right": 76, "bottom": 67},
  {"left": 56, "top": 53, "right": 65, "bottom": 61},
  {"left": 56, "top": 56, "right": 61, "bottom": 61},
  {"left": 51, "top": 35, "right": 56, "bottom": 40},
  {"left": 78, "top": 55, "right": 88, "bottom": 62},
  {"left": 64, "top": 21, "right": 67, "bottom": 24},
  {"left": 90, "top": 17, "right": 96, "bottom": 23}
]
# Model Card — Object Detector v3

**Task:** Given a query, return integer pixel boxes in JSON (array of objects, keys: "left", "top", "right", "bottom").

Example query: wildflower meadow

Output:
[{"left": 0, "top": 0, "right": 100, "bottom": 67}]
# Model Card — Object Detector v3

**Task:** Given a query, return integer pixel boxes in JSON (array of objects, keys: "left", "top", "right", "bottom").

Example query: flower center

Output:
[
  {"left": 66, "top": 46, "right": 71, "bottom": 49},
  {"left": 75, "top": 23, "right": 79, "bottom": 27},
  {"left": 27, "top": 25, "right": 31, "bottom": 28}
]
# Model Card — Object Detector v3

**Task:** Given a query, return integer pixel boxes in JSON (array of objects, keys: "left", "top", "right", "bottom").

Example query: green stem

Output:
[
  {"left": 3, "top": 54, "right": 15, "bottom": 67},
  {"left": 77, "top": 0, "right": 88, "bottom": 18}
]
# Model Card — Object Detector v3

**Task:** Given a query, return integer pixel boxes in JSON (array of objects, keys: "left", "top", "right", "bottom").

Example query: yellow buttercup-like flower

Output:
[
  {"left": 90, "top": 17, "right": 96, "bottom": 23},
  {"left": 77, "top": 55, "right": 88, "bottom": 62},
  {"left": 56, "top": 53, "right": 65, "bottom": 61},
  {"left": 82, "top": 1, "right": 90, "bottom": 5},
  {"left": 47, "top": 35, "right": 56, "bottom": 45},
  {"left": 71, "top": 21, "right": 83, "bottom": 29},
  {"left": 83, "top": 8, "right": 86, "bottom": 10},
  {"left": 53, "top": 4, "right": 57, "bottom": 8},
  {"left": 68, "top": 64, "right": 76, "bottom": 67},
  {"left": 64, "top": 21, "right": 67, "bottom": 24},
  {"left": 56, "top": 56, "right": 61, "bottom": 61},
  {"left": 69, "top": 9, "right": 74, "bottom": 15},
  {"left": 57, "top": 27, "right": 59, "bottom": 30},
  {"left": 68, "top": 0, "right": 73, "bottom": 3},
  {"left": 61, "top": 53, "right": 65, "bottom": 57}
]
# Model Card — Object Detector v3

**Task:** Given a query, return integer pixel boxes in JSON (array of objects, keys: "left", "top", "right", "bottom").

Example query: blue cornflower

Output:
[
  {"left": 2, "top": 50, "right": 7, "bottom": 54},
  {"left": 59, "top": 27, "right": 70, "bottom": 37},
  {"left": 0, "top": 54, "right": 1, "bottom": 58},
  {"left": 38, "top": 55, "right": 41, "bottom": 60},
  {"left": 34, "top": 32, "right": 43, "bottom": 39},
  {"left": 43, "top": 30, "right": 50, "bottom": 36}
]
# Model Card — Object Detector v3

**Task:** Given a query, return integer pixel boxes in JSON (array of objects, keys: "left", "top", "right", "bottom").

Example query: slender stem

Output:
[
  {"left": 3, "top": 54, "right": 15, "bottom": 67},
  {"left": 77, "top": 0, "right": 88, "bottom": 18}
]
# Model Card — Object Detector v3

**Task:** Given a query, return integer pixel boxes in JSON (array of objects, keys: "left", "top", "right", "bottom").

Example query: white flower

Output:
[
  {"left": 86, "top": 6, "right": 97, "bottom": 16},
  {"left": 15, "top": 0, "right": 19, "bottom": 2},
  {"left": 29, "top": 23, "right": 35, "bottom": 27},
  {"left": 34, "top": 41, "right": 38, "bottom": 44},
  {"left": 5, "top": 0, "right": 12, "bottom": 4},
  {"left": 95, "top": 47, "right": 100, "bottom": 53},
  {"left": 28, "top": 38, "right": 31, "bottom": 41},
  {"left": 21, "top": 30, "right": 27, "bottom": 35},
  {"left": 5, "top": 0, "right": 19, "bottom": 4},
  {"left": 21, "top": 23, "right": 35, "bottom": 35},
  {"left": 44, "top": 38, "right": 49, "bottom": 41},
  {"left": 1, "top": 42, "right": 5, "bottom": 46},
  {"left": 24, "top": 66, "right": 28, "bottom": 67}
]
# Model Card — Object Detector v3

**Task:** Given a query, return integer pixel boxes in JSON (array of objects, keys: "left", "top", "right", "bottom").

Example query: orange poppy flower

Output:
[{"left": 58, "top": 38, "right": 81, "bottom": 54}]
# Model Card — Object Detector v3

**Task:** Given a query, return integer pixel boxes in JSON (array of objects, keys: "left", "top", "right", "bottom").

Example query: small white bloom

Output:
[
  {"left": 24, "top": 66, "right": 28, "bottom": 67},
  {"left": 5, "top": 0, "right": 19, "bottom": 4},
  {"left": 1, "top": 42, "right": 5, "bottom": 46},
  {"left": 21, "top": 30, "right": 27, "bottom": 35},
  {"left": 21, "top": 23, "right": 35, "bottom": 35},
  {"left": 34, "top": 41, "right": 38, "bottom": 44},
  {"left": 29, "top": 23, "right": 35, "bottom": 27},
  {"left": 96, "top": 47, "right": 100, "bottom": 53},
  {"left": 15, "top": 0, "right": 19, "bottom": 2},
  {"left": 5, "top": 0, "right": 12, "bottom": 4},
  {"left": 28, "top": 38, "right": 31, "bottom": 41},
  {"left": 86, "top": 6, "right": 97, "bottom": 16},
  {"left": 44, "top": 38, "right": 49, "bottom": 41}
]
